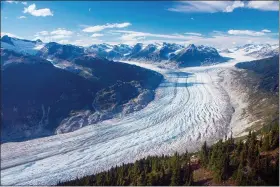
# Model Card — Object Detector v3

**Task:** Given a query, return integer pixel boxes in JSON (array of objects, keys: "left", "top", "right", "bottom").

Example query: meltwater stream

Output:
[{"left": 1, "top": 60, "right": 237, "bottom": 185}]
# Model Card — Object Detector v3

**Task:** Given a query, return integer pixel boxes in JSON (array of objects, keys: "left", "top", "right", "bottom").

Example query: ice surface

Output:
[{"left": 1, "top": 52, "right": 256, "bottom": 185}]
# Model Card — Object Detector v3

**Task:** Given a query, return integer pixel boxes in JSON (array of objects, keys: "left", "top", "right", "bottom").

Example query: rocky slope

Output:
[
  {"left": 220, "top": 55, "right": 279, "bottom": 137},
  {"left": 1, "top": 49, "right": 163, "bottom": 142},
  {"left": 235, "top": 55, "right": 279, "bottom": 93}
]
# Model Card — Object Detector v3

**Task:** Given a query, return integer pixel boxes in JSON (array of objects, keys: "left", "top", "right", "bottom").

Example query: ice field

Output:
[{"left": 1, "top": 53, "right": 256, "bottom": 185}]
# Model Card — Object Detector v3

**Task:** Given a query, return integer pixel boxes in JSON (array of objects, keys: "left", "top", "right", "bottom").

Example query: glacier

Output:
[{"left": 1, "top": 52, "right": 256, "bottom": 185}]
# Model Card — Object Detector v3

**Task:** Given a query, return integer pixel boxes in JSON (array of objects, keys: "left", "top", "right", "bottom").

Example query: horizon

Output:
[{"left": 1, "top": 34, "right": 279, "bottom": 50}]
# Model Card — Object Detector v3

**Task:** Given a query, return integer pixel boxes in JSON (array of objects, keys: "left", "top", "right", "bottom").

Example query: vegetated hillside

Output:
[
  {"left": 58, "top": 124, "right": 279, "bottom": 186},
  {"left": 1, "top": 49, "right": 163, "bottom": 143},
  {"left": 228, "top": 56, "right": 279, "bottom": 134},
  {"left": 1, "top": 49, "right": 101, "bottom": 142},
  {"left": 235, "top": 55, "right": 279, "bottom": 93}
]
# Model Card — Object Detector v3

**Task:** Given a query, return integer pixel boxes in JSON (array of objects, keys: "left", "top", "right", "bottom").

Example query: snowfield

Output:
[{"left": 1, "top": 52, "right": 256, "bottom": 185}]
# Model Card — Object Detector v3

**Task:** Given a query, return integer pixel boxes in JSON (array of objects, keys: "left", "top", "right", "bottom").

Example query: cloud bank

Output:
[
  {"left": 83, "top": 22, "right": 131, "bottom": 32},
  {"left": 168, "top": 1, "right": 278, "bottom": 13}
]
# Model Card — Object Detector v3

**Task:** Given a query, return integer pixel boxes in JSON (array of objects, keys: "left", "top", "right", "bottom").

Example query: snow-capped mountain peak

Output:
[
  {"left": 1, "top": 35, "right": 45, "bottom": 55},
  {"left": 229, "top": 43, "right": 279, "bottom": 58}
]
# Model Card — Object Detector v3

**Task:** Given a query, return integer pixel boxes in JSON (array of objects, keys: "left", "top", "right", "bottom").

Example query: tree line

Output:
[
  {"left": 59, "top": 123, "right": 279, "bottom": 186},
  {"left": 200, "top": 123, "right": 279, "bottom": 185}
]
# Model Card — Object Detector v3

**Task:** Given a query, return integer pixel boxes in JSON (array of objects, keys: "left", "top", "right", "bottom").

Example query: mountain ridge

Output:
[{"left": 1, "top": 35, "right": 232, "bottom": 67}]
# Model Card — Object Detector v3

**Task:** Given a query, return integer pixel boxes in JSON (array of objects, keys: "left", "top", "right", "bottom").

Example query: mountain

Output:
[
  {"left": 247, "top": 46, "right": 279, "bottom": 59},
  {"left": 127, "top": 43, "right": 158, "bottom": 60},
  {"left": 85, "top": 43, "right": 114, "bottom": 58},
  {"left": 35, "top": 42, "right": 92, "bottom": 78},
  {"left": 37, "top": 42, "right": 86, "bottom": 61},
  {"left": 235, "top": 55, "right": 279, "bottom": 93},
  {"left": 85, "top": 43, "right": 132, "bottom": 59},
  {"left": 1, "top": 35, "right": 44, "bottom": 55},
  {"left": 34, "top": 42, "right": 227, "bottom": 67},
  {"left": 170, "top": 44, "right": 227, "bottom": 67},
  {"left": 126, "top": 43, "right": 184, "bottom": 62},
  {"left": 112, "top": 44, "right": 132, "bottom": 55},
  {"left": 219, "top": 48, "right": 233, "bottom": 53},
  {"left": 232, "top": 44, "right": 279, "bottom": 59},
  {"left": 157, "top": 42, "right": 183, "bottom": 60},
  {"left": 104, "top": 43, "right": 226, "bottom": 67},
  {"left": 1, "top": 36, "right": 228, "bottom": 67},
  {"left": 1, "top": 49, "right": 163, "bottom": 142},
  {"left": 1, "top": 49, "right": 100, "bottom": 142}
]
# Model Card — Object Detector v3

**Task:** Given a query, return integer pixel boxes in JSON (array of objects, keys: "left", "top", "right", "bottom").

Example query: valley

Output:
[
  {"left": 1, "top": 51, "right": 258, "bottom": 185},
  {"left": 1, "top": 1, "right": 279, "bottom": 185}
]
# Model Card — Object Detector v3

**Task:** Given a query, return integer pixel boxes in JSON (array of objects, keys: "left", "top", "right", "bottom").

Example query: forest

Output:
[{"left": 59, "top": 123, "right": 279, "bottom": 186}]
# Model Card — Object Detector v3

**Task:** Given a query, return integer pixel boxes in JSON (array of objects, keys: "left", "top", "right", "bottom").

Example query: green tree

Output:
[
  {"left": 262, "top": 134, "right": 270, "bottom": 151},
  {"left": 170, "top": 152, "right": 181, "bottom": 186},
  {"left": 199, "top": 141, "right": 209, "bottom": 167}
]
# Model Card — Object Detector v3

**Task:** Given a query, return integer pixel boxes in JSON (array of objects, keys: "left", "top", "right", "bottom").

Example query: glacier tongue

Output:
[{"left": 1, "top": 55, "right": 250, "bottom": 185}]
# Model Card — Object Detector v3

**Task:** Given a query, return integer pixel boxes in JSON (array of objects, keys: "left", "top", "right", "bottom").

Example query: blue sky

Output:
[{"left": 1, "top": 1, "right": 279, "bottom": 48}]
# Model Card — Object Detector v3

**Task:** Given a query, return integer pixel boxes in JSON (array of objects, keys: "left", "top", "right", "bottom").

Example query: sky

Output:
[{"left": 1, "top": 1, "right": 279, "bottom": 48}]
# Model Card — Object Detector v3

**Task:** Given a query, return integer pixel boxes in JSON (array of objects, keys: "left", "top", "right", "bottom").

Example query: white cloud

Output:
[
  {"left": 108, "top": 29, "right": 278, "bottom": 48},
  {"left": 247, "top": 1, "right": 278, "bottom": 11},
  {"left": 91, "top": 33, "right": 104, "bottom": 37},
  {"left": 68, "top": 38, "right": 103, "bottom": 47},
  {"left": 36, "top": 31, "right": 49, "bottom": 36},
  {"left": 83, "top": 22, "right": 131, "bottom": 32},
  {"left": 5, "top": 1, "right": 27, "bottom": 5},
  {"left": 34, "top": 29, "right": 73, "bottom": 42},
  {"left": 51, "top": 35, "right": 71, "bottom": 39},
  {"left": 168, "top": 1, "right": 237, "bottom": 13},
  {"left": 30, "top": 27, "right": 278, "bottom": 49},
  {"left": 115, "top": 30, "right": 196, "bottom": 40},
  {"left": 50, "top": 28, "right": 73, "bottom": 36},
  {"left": 184, "top": 32, "right": 202, "bottom": 36},
  {"left": 262, "top": 29, "right": 271, "bottom": 33},
  {"left": 17, "top": 16, "right": 26, "bottom": 19},
  {"left": 224, "top": 1, "right": 244, "bottom": 12},
  {"left": 199, "top": 34, "right": 278, "bottom": 49},
  {"left": 23, "top": 4, "right": 53, "bottom": 17},
  {"left": 33, "top": 29, "right": 103, "bottom": 47},
  {"left": 5, "top": 1, "right": 18, "bottom": 4},
  {"left": 110, "top": 30, "right": 203, "bottom": 45},
  {"left": 168, "top": 1, "right": 278, "bottom": 13},
  {"left": 57, "top": 40, "right": 69, "bottom": 44},
  {"left": 228, "top": 29, "right": 269, "bottom": 36}
]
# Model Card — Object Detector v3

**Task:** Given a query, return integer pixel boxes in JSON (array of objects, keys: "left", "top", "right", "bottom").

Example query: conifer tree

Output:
[{"left": 199, "top": 141, "right": 209, "bottom": 167}]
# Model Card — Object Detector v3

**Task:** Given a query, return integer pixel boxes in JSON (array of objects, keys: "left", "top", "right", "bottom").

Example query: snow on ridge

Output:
[{"left": 1, "top": 36, "right": 45, "bottom": 55}]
